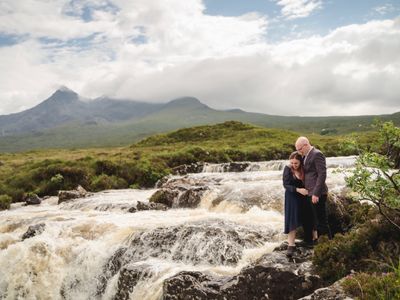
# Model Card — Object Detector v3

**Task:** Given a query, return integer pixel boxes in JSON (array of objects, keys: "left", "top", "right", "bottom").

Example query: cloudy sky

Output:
[{"left": 0, "top": 0, "right": 399, "bottom": 116}]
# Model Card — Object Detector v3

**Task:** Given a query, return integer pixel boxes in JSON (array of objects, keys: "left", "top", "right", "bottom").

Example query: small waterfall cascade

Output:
[{"left": 0, "top": 156, "right": 355, "bottom": 299}]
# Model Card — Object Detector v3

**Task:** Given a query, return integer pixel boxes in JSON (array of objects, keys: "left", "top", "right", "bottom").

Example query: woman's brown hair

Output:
[{"left": 289, "top": 151, "right": 304, "bottom": 181}]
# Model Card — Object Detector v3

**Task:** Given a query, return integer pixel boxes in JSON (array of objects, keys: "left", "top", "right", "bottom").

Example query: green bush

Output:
[
  {"left": 90, "top": 174, "right": 128, "bottom": 191},
  {"left": 313, "top": 215, "right": 400, "bottom": 282},
  {"left": 130, "top": 159, "right": 168, "bottom": 188},
  {"left": 0, "top": 194, "right": 12, "bottom": 210},
  {"left": 35, "top": 173, "right": 65, "bottom": 196},
  {"left": 342, "top": 270, "right": 400, "bottom": 300},
  {"left": 5, "top": 188, "right": 25, "bottom": 202},
  {"left": 94, "top": 160, "right": 119, "bottom": 176}
]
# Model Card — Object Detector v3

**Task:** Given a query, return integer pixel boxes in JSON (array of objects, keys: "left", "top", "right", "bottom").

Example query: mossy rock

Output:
[{"left": 149, "top": 189, "right": 179, "bottom": 208}]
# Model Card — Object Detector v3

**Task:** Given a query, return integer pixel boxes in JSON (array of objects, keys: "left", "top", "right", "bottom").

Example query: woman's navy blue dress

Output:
[{"left": 283, "top": 165, "right": 306, "bottom": 234}]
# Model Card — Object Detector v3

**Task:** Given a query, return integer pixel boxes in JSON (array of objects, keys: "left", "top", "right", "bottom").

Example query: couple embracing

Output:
[{"left": 283, "top": 137, "right": 332, "bottom": 257}]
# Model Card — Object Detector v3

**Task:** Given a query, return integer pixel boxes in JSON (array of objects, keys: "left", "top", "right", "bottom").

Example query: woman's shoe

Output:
[{"left": 286, "top": 245, "right": 296, "bottom": 257}]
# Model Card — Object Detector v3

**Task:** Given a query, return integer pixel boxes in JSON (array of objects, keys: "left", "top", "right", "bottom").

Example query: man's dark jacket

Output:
[{"left": 303, "top": 147, "right": 328, "bottom": 196}]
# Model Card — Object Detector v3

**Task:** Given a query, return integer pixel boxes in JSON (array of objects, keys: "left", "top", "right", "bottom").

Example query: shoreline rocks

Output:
[
  {"left": 21, "top": 223, "right": 46, "bottom": 240},
  {"left": 58, "top": 185, "right": 91, "bottom": 204},
  {"left": 25, "top": 193, "right": 42, "bottom": 205},
  {"left": 163, "top": 243, "right": 324, "bottom": 300}
]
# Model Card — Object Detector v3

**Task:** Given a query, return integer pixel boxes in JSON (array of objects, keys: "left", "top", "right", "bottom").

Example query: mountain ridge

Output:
[{"left": 0, "top": 87, "right": 399, "bottom": 152}]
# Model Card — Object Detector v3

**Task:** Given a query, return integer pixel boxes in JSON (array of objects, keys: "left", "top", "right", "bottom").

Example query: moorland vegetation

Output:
[{"left": 0, "top": 120, "right": 399, "bottom": 298}]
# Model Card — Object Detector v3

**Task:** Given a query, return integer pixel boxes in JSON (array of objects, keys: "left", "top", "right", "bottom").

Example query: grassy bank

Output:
[{"left": 0, "top": 121, "right": 372, "bottom": 204}]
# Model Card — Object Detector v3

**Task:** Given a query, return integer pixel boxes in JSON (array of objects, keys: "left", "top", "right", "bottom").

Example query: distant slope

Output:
[
  {"left": 0, "top": 87, "right": 398, "bottom": 152},
  {"left": 0, "top": 87, "right": 163, "bottom": 136}
]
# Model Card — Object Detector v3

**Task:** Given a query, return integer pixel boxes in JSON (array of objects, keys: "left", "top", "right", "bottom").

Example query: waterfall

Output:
[{"left": 0, "top": 156, "right": 355, "bottom": 299}]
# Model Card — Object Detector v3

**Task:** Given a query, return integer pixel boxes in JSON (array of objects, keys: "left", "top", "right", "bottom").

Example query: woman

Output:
[{"left": 283, "top": 151, "right": 308, "bottom": 257}]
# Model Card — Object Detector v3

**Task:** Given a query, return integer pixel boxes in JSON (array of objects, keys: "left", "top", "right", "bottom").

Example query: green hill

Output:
[{"left": 0, "top": 121, "right": 369, "bottom": 204}]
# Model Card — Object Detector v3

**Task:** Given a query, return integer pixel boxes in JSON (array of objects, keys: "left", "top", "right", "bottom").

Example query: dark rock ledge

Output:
[
  {"left": 162, "top": 244, "right": 324, "bottom": 300},
  {"left": 58, "top": 185, "right": 92, "bottom": 204}
]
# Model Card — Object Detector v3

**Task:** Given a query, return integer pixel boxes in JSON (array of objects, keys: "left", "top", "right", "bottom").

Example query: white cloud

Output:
[
  {"left": 373, "top": 4, "right": 395, "bottom": 16},
  {"left": 274, "top": 0, "right": 322, "bottom": 20},
  {"left": 0, "top": 1, "right": 399, "bottom": 116}
]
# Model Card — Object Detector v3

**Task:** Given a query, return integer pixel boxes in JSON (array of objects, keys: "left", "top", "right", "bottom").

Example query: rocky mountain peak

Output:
[{"left": 45, "top": 86, "right": 80, "bottom": 104}]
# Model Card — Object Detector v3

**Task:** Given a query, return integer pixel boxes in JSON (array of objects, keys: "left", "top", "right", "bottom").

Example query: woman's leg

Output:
[
  {"left": 313, "top": 230, "right": 318, "bottom": 241},
  {"left": 288, "top": 229, "right": 296, "bottom": 246},
  {"left": 287, "top": 229, "right": 297, "bottom": 257}
]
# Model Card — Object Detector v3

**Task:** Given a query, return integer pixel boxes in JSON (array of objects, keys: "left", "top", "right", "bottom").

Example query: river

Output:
[{"left": 0, "top": 156, "right": 356, "bottom": 299}]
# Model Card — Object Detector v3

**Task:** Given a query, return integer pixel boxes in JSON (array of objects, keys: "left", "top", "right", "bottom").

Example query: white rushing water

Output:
[{"left": 0, "top": 156, "right": 355, "bottom": 300}]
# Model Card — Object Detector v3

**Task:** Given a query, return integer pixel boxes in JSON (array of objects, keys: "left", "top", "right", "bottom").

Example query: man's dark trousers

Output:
[{"left": 301, "top": 194, "right": 332, "bottom": 242}]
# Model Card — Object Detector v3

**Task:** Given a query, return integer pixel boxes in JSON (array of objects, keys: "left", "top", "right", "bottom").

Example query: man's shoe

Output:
[
  {"left": 297, "top": 240, "right": 314, "bottom": 248},
  {"left": 286, "top": 246, "right": 296, "bottom": 257}
]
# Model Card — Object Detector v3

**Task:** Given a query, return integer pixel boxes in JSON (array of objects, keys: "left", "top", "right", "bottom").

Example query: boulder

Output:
[
  {"left": 172, "top": 163, "right": 205, "bottom": 175},
  {"left": 96, "top": 247, "right": 128, "bottom": 296},
  {"left": 114, "top": 263, "right": 154, "bottom": 300},
  {"left": 299, "top": 279, "right": 353, "bottom": 300},
  {"left": 326, "top": 194, "right": 350, "bottom": 235},
  {"left": 174, "top": 186, "right": 209, "bottom": 208},
  {"left": 21, "top": 223, "right": 46, "bottom": 240},
  {"left": 134, "top": 201, "right": 168, "bottom": 212},
  {"left": 163, "top": 244, "right": 324, "bottom": 300},
  {"left": 226, "top": 162, "right": 250, "bottom": 172},
  {"left": 25, "top": 193, "right": 42, "bottom": 205},
  {"left": 58, "top": 185, "right": 90, "bottom": 204},
  {"left": 163, "top": 271, "right": 221, "bottom": 299},
  {"left": 149, "top": 189, "right": 179, "bottom": 208},
  {"left": 149, "top": 186, "right": 209, "bottom": 209},
  {"left": 155, "top": 175, "right": 172, "bottom": 188}
]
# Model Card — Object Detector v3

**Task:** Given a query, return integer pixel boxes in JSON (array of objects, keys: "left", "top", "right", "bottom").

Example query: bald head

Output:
[{"left": 295, "top": 136, "right": 311, "bottom": 156}]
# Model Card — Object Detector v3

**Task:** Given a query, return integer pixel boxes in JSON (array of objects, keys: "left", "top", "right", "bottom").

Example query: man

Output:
[{"left": 295, "top": 137, "right": 332, "bottom": 244}]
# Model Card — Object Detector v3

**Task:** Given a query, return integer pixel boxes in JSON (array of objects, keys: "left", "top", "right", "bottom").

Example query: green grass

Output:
[{"left": 0, "top": 121, "right": 373, "bottom": 207}]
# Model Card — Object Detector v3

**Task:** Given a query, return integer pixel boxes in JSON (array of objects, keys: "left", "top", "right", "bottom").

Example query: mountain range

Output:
[{"left": 0, "top": 87, "right": 399, "bottom": 152}]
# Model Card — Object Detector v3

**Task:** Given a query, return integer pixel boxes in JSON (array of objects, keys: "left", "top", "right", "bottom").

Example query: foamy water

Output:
[{"left": 0, "top": 156, "right": 355, "bottom": 299}]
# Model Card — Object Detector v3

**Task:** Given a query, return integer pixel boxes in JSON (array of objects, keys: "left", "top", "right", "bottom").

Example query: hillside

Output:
[{"left": 0, "top": 121, "right": 366, "bottom": 203}]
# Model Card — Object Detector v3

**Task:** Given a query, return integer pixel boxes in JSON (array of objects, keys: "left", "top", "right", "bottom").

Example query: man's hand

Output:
[
  {"left": 312, "top": 195, "right": 319, "bottom": 204},
  {"left": 296, "top": 188, "right": 308, "bottom": 196}
]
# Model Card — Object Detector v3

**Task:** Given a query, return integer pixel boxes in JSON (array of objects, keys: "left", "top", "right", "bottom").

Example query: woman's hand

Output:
[{"left": 296, "top": 188, "right": 308, "bottom": 196}]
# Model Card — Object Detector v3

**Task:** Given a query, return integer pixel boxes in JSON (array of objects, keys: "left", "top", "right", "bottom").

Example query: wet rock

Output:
[
  {"left": 149, "top": 189, "right": 179, "bottom": 208},
  {"left": 127, "top": 206, "right": 137, "bottom": 213},
  {"left": 96, "top": 247, "right": 128, "bottom": 296},
  {"left": 162, "top": 244, "right": 324, "bottom": 300},
  {"left": 299, "top": 279, "right": 353, "bottom": 300},
  {"left": 114, "top": 263, "right": 154, "bottom": 300},
  {"left": 99, "top": 219, "right": 278, "bottom": 295},
  {"left": 58, "top": 185, "right": 90, "bottom": 204},
  {"left": 149, "top": 185, "right": 209, "bottom": 209},
  {"left": 226, "top": 162, "right": 250, "bottom": 172},
  {"left": 174, "top": 186, "right": 209, "bottom": 208},
  {"left": 155, "top": 175, "right": 172, "bottom": 188},
  {"left": 326, "top": 194, "right": 353, "bottom": 236},
  {"left": 123, "top": 220, "right": 258, "bottom": 266},
  {"left": 25, "top": 193, "right": 42, "bottom": 205},
  {"left": 21, "top": 223, "right": 45, "bottom": 240},
  {"left": 135, "top": 201, "right": 168, "bottom": 211},
  {"left": 202, "top": 161, "right": 251, "bottom": 173},
  {"left": 172, "top": 163, "right": 205, "bottom": 175},
  {"left": 163, "top": 271, "right": 222, "bottom": 299}
]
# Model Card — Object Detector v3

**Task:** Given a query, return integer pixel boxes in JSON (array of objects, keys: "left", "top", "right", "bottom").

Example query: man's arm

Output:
[{"left": 312, "top": 151, "right": 327, "bottom": 197}]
